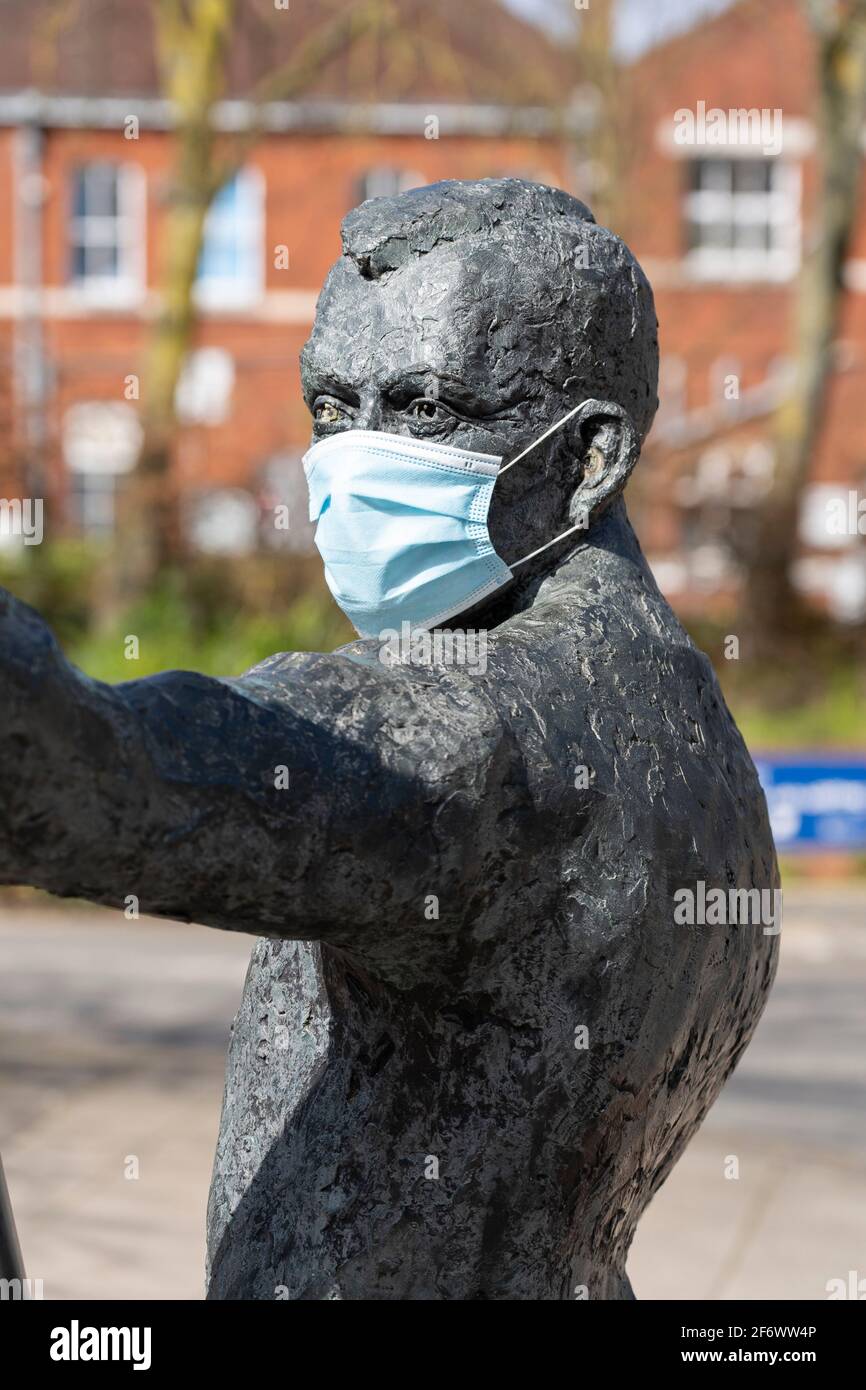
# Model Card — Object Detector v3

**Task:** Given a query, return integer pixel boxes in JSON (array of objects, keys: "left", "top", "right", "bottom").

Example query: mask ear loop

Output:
[
  {"left": 498, "top": 404, "right": 588, "bottom": 571},
  {"left": 497, "top": 403, "right": 584, "bottom": 476}
]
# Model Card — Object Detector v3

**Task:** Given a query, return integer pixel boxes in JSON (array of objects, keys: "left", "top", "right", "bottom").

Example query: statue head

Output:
[{"left": 301, "top": 178, "right": 659, "bottom": 564}]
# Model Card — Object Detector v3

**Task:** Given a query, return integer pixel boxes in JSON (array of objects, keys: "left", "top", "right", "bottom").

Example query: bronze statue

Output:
[{"left": 0, "top": 180, "right": 778, "bottom": 1300}]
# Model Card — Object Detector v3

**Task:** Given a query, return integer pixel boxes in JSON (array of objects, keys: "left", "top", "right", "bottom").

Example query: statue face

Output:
[{"left": 301, "top": 243, "right": 582, "bottom": 563}]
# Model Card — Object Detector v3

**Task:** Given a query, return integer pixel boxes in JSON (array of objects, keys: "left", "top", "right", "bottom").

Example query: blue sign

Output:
[{"left": 754, "top": 756, "right": 866, "bottom": 852}]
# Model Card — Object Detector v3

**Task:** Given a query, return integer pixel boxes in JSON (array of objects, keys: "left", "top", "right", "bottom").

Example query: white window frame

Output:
[
  {"left": 175, "top": 347, "right": 235, "bottom": 425},
  {"left": 194, "top": 167, "right": 265, "bottom": 311},
  {"left": 63, "top": 400, "right": 142, "bottom": 536},
  {"left": 684, "top": 155, "right": 801, "bottom": 283},
  {"left": 68, "top": 162, "right": 146, "bottom": 307},
  {"left": 68, "top": 471, "right": 120, "bottom": 537}
]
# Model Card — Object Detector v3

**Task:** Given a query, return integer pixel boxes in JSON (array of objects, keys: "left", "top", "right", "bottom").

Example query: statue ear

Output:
[{"left": 568, "top": 399, "right": 639, "bottom": 524}]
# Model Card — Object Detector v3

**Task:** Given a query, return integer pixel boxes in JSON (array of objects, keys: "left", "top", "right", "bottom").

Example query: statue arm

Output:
[{"left": 0, "top": 586, "right": 514, "bottom": 946}]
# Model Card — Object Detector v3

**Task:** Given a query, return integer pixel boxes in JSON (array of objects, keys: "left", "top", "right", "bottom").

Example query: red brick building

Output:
[
  {"left": 2, "top": 0, "right": 865, "bottom": 623},
  {"left": 0, "top": 0, "right": 578, "bottom": 553},
  {"left": 623, "top": 0, "right": 866, "bottom": 622}
]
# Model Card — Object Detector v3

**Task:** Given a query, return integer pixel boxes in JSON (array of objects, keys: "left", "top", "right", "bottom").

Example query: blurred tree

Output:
[
  {"left": 110, "top": 0, "right": 394, "bottom": 614},
  {"left": 568, "top": 0, "right": 626, "bottom": 231},
  {"left": 744, "top": 0, "right": 866, "bottom": 647}
]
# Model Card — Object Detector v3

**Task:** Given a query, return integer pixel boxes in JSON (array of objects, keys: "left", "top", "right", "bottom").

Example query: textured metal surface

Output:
[{"left": 0, "top": 180, "right": 778, "bottom": 1299}]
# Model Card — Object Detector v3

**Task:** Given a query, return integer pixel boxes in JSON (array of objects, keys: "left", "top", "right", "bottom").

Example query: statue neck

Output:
[{"left": 467, "top": 497, "right": 656, "bottom": 631}]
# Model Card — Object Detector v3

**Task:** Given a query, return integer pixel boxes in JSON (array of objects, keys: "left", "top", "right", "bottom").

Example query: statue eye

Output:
[
  {"left": 411, "top": 398, "right": 443, "bottom": 421},
  {"left": 314, "top": 400, "right": 343, "bottom": 425}
]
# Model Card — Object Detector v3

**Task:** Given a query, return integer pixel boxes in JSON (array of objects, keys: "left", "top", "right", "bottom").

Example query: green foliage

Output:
[
  {"left": 2, "top": 544, "right": 864, "bottom": 745},
  {"left": 0, "top": 541, "right": 353, "bottom": 681},
  {"left": 0, "top": 539, "right": 105, "bottom": 646},
  {"left": 731, "top": 667, "right": 865, "bottom": 751},
  {"left": 70, "top": 590, "right": 352, "bottom": 682},
  {"left": 686, "top": 617, "right": 866, "bottom": 751}
]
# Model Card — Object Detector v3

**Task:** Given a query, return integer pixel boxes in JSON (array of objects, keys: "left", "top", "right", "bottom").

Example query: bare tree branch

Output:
[{"left": 212, "top": 0, "right": 397, "bottom": 191}]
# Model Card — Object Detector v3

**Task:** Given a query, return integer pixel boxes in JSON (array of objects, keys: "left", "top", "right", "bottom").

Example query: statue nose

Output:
[{"left": 354, "top": 392, "right": 385, "bottom": 432}]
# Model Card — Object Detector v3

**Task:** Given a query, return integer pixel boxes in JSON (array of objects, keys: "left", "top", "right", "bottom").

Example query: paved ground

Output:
[{"left": 0, "top": 885, "right": 863, "bottom": 1301}]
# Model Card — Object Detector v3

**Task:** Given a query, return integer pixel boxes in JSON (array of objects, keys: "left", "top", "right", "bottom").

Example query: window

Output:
[
  {"left": 69, "top": 163, "right": 144, "bottom": 302},
  {"left": 195, "top": 169, "right": 264, "bottom": 309},
  {"left": 63, "top": 402, "right": 142, "bottom": 537},
  {"left": 175, "top": 348, "right": 235, "bottom": 426},
  {"left": 355, "top": 167, "right": 424, "bottom": 204},
  {"left": 685, "top": 158, "right": 800, "bottom": 281},
  {"left": 186, "top": 488, "right": 259, "bottom": 555},
  {"left": 68, "top": 472, "right": 118, "bottom": 537}
]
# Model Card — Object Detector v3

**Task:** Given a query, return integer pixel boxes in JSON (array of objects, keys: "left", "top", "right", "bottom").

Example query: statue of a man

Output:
[{"left": 0, "top": 180, "right": 778, "bottom": 1301}]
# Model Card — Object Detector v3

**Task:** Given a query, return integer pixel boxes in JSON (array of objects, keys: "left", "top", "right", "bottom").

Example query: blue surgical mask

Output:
[{"left": 303, "top": 407, "right": 585, "bottom": 638}]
